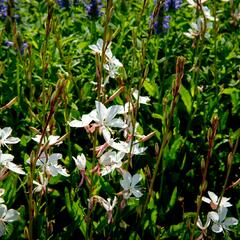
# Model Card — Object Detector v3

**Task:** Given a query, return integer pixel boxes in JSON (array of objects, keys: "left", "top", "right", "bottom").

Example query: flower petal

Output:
[
  {"left": 132, "top": 174, "right": 142, "bottom": 186},
  {"left": 208, "top": 211, "right": 219, "bottom": 222},
  {"left": 0, "top": 153, "right": 14, "bottom": 164},
  {"left": 211, "top": 223, "right": 223, "bottom": 233},
  {"left": 4, "top": 137, "right": 20, "bottom": 145},
  {"left": 106, "top": 105, "right": 122, "bottom": 122},
  {"left": 1, "top": 127, "right": 12, "bottom": 140},
  {"left": 120, "top": 172, "right": 131, "bottom": 189},
  {"left": 108, "top": 118, "right": 127, "bottom": 129},
  {"left": 218, "top": 206, "right": 228, "bottom": 222},
  {"left": 48, "top": 153, "right": 62, "bottom": 165},
  {"left": 4, "top": 209, "right": 20, "bottom": 222},
  {"left": 132, "top": 189, "right": 143, "bottom": 198},
  {"left": 223, "top": 217, "right": 238, "bottom": 227},
  {"left": 220, "top": 197, "right": 232, "bottom": 207},
  {"left": 95, "top": 101, "right": 107, "bottom": 124},
  {"left": 5, "top": 162, "right": 25, "bottom": 175},
  {"left": 0, "top": 204, "right": 7, "bottom": 218},
  {"left": 208, "top": 191, "right": 218, "bottom": 204}
]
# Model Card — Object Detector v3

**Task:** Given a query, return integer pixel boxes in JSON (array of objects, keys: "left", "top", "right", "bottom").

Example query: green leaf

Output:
[
  {"left": 143, "top": 80, "right": 157, "bottom": 97},
  {"left": 152, "top": 113, "right": 163, "bottom": 121},
  {"left": 151, "top": 209, "right": 158, "bottom": 224},
  {"left": 167, "top": 187, "right": 177, "bottom": 211},
  {"left": 221, "top": 87, "right": 240, "bottom": 95},
  {"left": 179, "top": 85, "right": 192, "bottom": 114}
]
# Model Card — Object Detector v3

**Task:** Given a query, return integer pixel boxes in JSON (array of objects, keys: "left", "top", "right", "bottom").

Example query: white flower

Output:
[
  {"left": 197, "top": 211, "right": 219, "bottom": 234},
  {"left": 90, "top": 101, "right": 127, "bottom": 139},
  {"left": 70, "top": 102, "right": 126, "bottom": 140},
  {"left": 197, "top": 215, "right": 211, "bottom": 231},
  {"left": 104, "top": 52, "right": 123, "bottom": 78},
  {"left": 0, "top": 127, "right": 20, "bottom": 149},
  {"left": 120, "top": 171, "right": 143, "bottom": 199},
  {"left": 36, "top": 153, "right": 69, "bottom": 177},
  {"left": 0, "top": 204, "right": 20, "bottom": 237},
  {"left": 109, "top": 140, "right": 147, "bottom": 155},
  {"left": 69, "top": 114, "right": 93, "bottom": 128},
  {"left": 184, "top": 18, "right": 212, "bottom": 39},
  {"left": 0, "top": 151, "right": 25, "bottom": 175},
  {"left": 32, "top": 135, "right": 63, "bottom": 146},
  {"left": 89, "top": 38, "right": 112, "bottom": 57},
  {"left": 202, "top": 191, "right": 232, "bottom": 209},
  {"left": 202, "top": 6, "right": 215, "bottom": 21},
  {"left": 187, "top": 0, "right": 208, "bottom": 8},
  {"left": 89, "top": 195, "right": 117, "bottom": 223},
  {"left": 89, "top": 39, "right": 123, "bottom": 79},
  {"left": 132, "top": 90, "right": 150, "bottom": 105},
  {"left": 104, "top": 61, "right": 121, "bottom": 78},
  {"left": 99, "top": 150, "right": 125, "bottom": 176},
  {"left": 211, "top": 207, "right": 238, "bottom": 233},
  {"left": 33, "top": 173, "right": 48, "bottom": 194},
  {"left": 73, "top": 153, "right": 86, "bottom": 171}
]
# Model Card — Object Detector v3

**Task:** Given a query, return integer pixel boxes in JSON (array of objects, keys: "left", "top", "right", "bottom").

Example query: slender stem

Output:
[
  {"left": 141, "top": 56, "right": 185, "bottom": 226},
  {"left": 218, "top": 135, "right": 239, "bottom": 206},
  {"left": 190, "top": 115, "right": 219, "bottom": 240}
]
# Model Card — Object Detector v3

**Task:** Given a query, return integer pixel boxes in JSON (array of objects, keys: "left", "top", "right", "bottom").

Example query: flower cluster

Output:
[
  {"left": 164, "top": 0, "right": 182, "bottom": 11},
  {"left": 4, "top": 40, "right": 28, "bottom": 55},
  {"left": 0, "top": 203, "right": 20, "bottom": 237},
  {"left": 184, "top": 0, "right": 215, "bottom": 39},
  {"left": 0, "top": 0, "right": 7, "bottom": 19},
  {"left": 197, "top": 191, "right": 238, "bottom": 237},
  {"left": 56, "top": 0, "right": 80, "bottom": 9},
  {"left": 56, "top": 0, "right": 71, "bottom": 8},
  {"left": 27, "top": 133, "right": 70, "bottom": 196},
  {"left": 0, "top": 0, "right": 19, "bottom": 20},
  {"left": 0, "top": 128, "right": 22, "bottom": 236},
  {"left": 84, "top": 0, "right": 103, "bottom": 19},
  {"left": 0, "top": 127, "right": 25, "bottom": 175},
  {"left": 89, "top": 38, "right": 123, "bottom": 84},
  {"left": 152, "top": 0, "right": 182, "bottom": 34},
  {"left": 68, "top": 39, "right": 154, "bottom": 223}
]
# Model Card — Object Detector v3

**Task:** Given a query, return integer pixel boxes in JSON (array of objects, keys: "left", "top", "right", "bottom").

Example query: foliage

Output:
[{"left": 0, "top": 0, "right": 239, "bottom": 239}]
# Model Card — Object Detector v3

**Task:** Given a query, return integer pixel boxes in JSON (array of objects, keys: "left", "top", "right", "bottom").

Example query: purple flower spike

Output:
[
  {"left": 85, "top": 0, "right": 103, "bottom": 19},
  {"left": 173, "top": 0, "right": 182, "bottom": 10},
  {"left": 5, "top": 40, "right": 14, "bottom": 47},
  {"left": 164, "top": 0, "right": 172, "bottom": 11},
  {"left": 163, "top": 15, "right": 171, "bottom": 30}
]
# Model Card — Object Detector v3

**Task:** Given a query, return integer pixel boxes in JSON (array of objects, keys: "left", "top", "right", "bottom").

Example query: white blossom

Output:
[
  {"left": 109, "top": 140, "right": 147, "bottom": 155},
  {"left": 89, "top": 38, "right": 111, "bottom": 57},
  {"left": 184, "top": 18, "right": 213, "bottom": 39},
  {"left": 99, "top": 150, "right": 125, "bottom": 176},
  {"left": 0, "top": 204, "right": 20, "bottom": 237},
  {"left": 0, "top": 151, "right": 25, "bottom": 175},
  {"left": 36, "top": 153, "right": 69, "bottom": 177},
  {"left": 33, "top": 173, "right": 48, "bottom": 194},
  {"left": 32, "top": 135, "right": 62, "bottom": 146},
  {"left": 0, "top": 127, "right": 20, "bottom": 149},
  {"left": 69, "top": 114, "right": 93, "bottom": 128},
  {"left": 186, "top": 0, "right": 208, "bottom": 8},
  {"left": 120, "top": 171, "right": 143, "bottom": 199},
  {"left": 73, "top": 153, "right": 86, "bottom": 171},
  {"left": 132, "top": 90, "right": 150, "bottom": 105},
  {"left": 211, "top": 207, "right": 238, "bottom": 233},
  {"left": 90, "top": 101, "right": 127, "bottom": 138},
  {"left": 202, "top": 191, "right": 232, "bottom": 209},
  {"left": 89, "top": 195, "right": 117, "bottom": 223}
]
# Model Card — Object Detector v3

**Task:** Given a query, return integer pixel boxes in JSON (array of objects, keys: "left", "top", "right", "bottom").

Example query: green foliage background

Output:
[{"left": 0, "top": 0, "right": 239, "bottom": 239}]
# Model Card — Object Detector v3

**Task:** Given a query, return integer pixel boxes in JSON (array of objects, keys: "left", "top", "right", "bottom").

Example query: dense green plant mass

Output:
[{"left": 0, "top": 0, "right": 239, "bottom": 239}]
